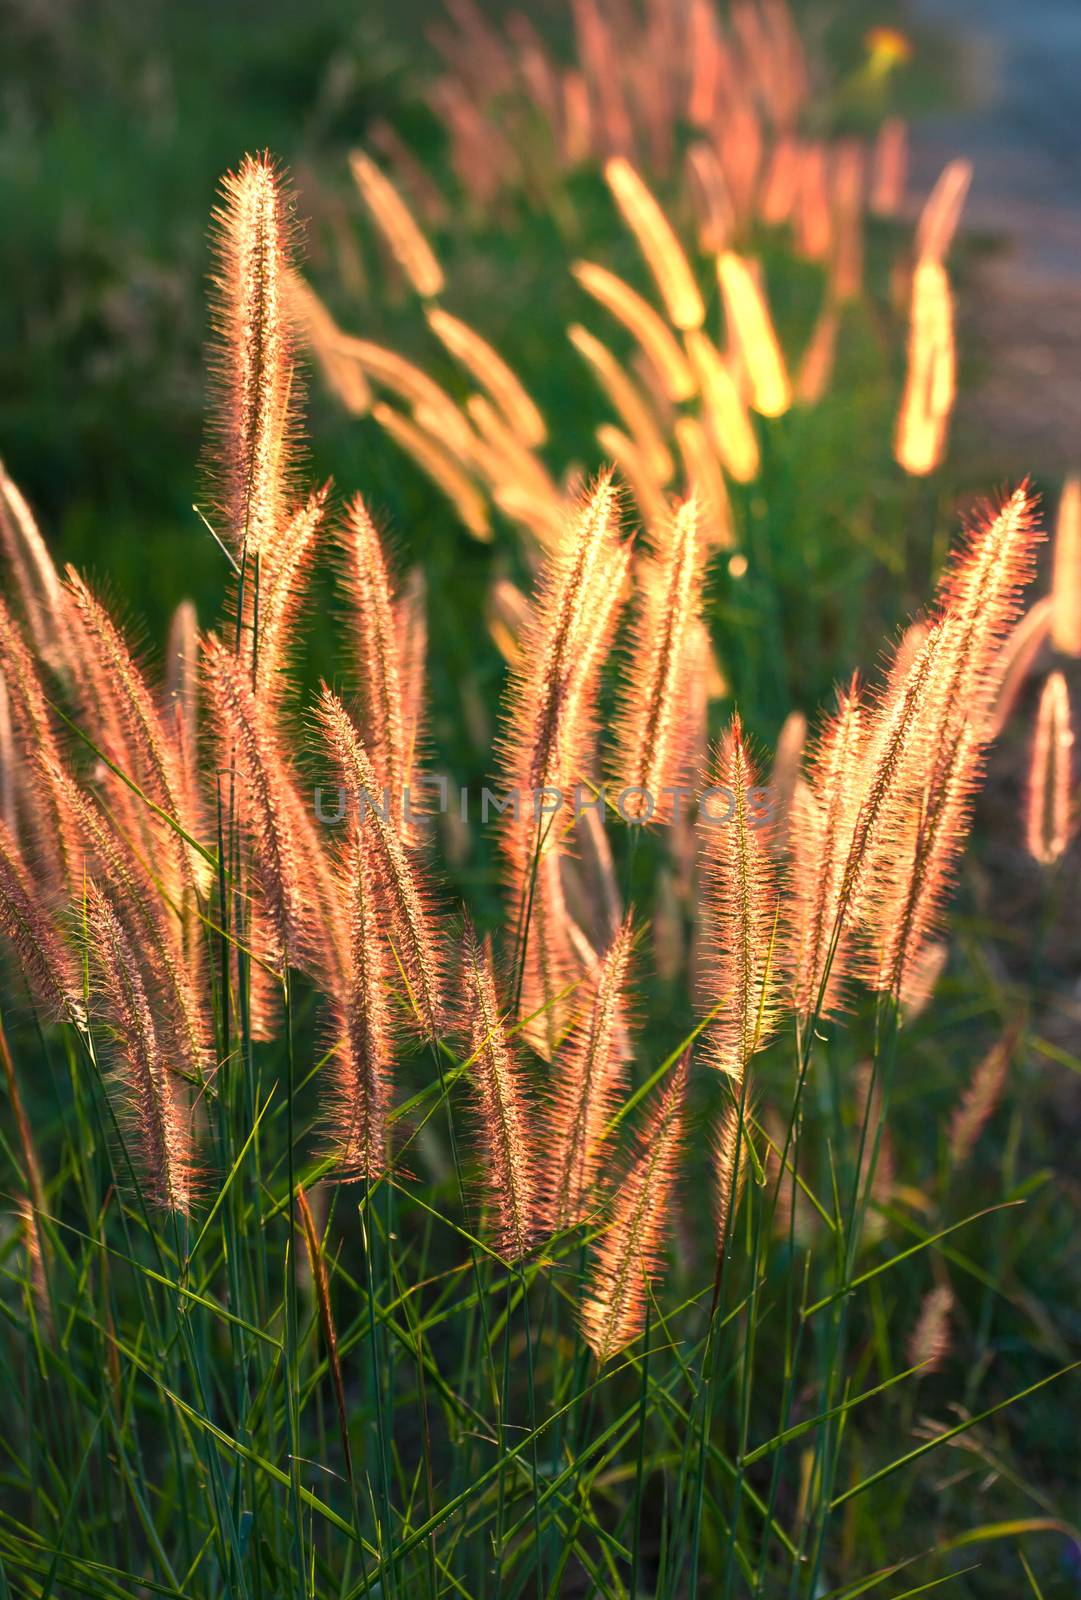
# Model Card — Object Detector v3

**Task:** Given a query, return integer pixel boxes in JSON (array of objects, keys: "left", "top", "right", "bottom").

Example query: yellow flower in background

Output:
[{"left": 865, "top": 26, "right": 914, "bottom": 76}]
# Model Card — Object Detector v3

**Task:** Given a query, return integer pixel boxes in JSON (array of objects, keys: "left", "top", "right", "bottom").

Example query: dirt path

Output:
[{"left": 909, "top": 0, "right": 1081, "bottom": 480}]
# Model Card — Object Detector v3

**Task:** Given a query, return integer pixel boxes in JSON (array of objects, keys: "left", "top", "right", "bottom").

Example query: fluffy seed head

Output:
[
  {"left": 700, "top": 714, "right": 781, "bottom": 1079},
  {"left": 317, "top": 688, "right": 446, "bottom": 1039},
  {"left": 580, "top": 1053, "right": 688, "bottom": 1364},
  {"left": 208, "top": 154, "right": 301, "bottom": 558},
  {"left": 1025, "top": 672, "right": 1074, "bottom": 866},
  {"left": 894, "top": 257, "right": 955, "bottom": 478},
  {"left": 717, "top": 253, "right": 791, "bottom": 417},
  {"left": 907, "top": 1285, "right": 954, "bottom": 1374},
  {"left": 604, "top": 157, "right": 705, "bottom": 330},
  {"left": 949, "top": 1028, "right": 1016, "bottom": 1169},
  {"left": 545, "top": 916, "right": 635, "bottom": 1232},
  {"left": 350, "top": 148, "right": 444, "bottom": 299},
  {"left": 460, "top": 923, "right": 538, "bottom": 1260},
  {"left": 203, "top": 633, "right": 307, "bottom": 968},
  {"left": 0, "top": 817, "right": 84, "bottom": 1026},
  {"left": 325, "top": 821, "right": 394, "bottom": 1180},
  {"left": 88, "top": 884, "right": 194, "bottom": 1214},
  {"left": 609, "top": 499, "right": 705, "bottom": 823},
  {"left": 1051, "top": 476, "right": 1081, "bottom": 658},
  {"left": 572, "top": 261, "right": 695, "bottom": 403}
]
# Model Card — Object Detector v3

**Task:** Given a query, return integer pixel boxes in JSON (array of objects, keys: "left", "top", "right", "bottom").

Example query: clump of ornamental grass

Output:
[{"left": 0, "top": 120, "right": 1071, "bottom": 1600}]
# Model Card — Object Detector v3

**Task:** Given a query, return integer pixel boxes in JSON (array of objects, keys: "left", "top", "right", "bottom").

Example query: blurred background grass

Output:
[{"left": 1, "top": 0, "right": 936, "bottom": 636}]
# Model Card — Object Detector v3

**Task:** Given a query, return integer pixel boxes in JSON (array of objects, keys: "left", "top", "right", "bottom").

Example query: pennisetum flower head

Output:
[
  {"left": 1025, "top": 671, "right": 1074, "bottom": 867},
  {"left": 700, "top": 713, "right": 782, "bottom": 1080},
  {"left": 906, "top": 1284, "right": 954, "bottom": 1374},
  {"left": 87, "top": 883, "right": 194, "bottom": 1214},
  {"left": 786, "top": 678, "right": 864, "bottom": 1022},
  {"left": 208, "top": 153, "right": 301, "bottom": 560},
  {"left": 609, "top": 498, "right": 705, "bottom": 826},
  {"left": 202, "top": 632, "right": 308, "bottom": 970},
  {"left": 324, "top": 819, "right": 394, "bottom": 1182},
  {"left": 459, "top": 920, "right": 538, "bottom": 1261},
  {"left": 317, "top": 687, "right": 446, "bottom": 1041},
  {"left": 544, "top": 916, "right": 635, "bottom": 1233},
  {"left": 0, "top": 817, "right": 85, "bottom": 1028},
  {"left": 580, "top": 1051, "right": 689, "bottom": 1364},
  {"left": 338, "top": 498, "right": 413, "bottom": 823}
]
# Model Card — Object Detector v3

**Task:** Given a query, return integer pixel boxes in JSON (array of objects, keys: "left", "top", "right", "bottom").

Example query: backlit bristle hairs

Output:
[
  {"left": 580, "top": 1051, "right": 689, "bottom": 1364},
  {"left": 324, "top": 819, "right": 393, "bottom": 1182},
  {"left": 860, "top": 487, "right": 1043, "bottom": 1004},
  {"left": 339, "top": 498, "right": 414, "bottom": 822},
  {"left": 609, "top": 497, "right": 705, "bottom": 824},
  {"left": 208, "top": 153, "right": 301, "bottom": 565},
  {"left": 459, "top": 920, "right": 537, "bottom": 1261},
  {"left": 317, "top": 688, "right": 446, "bottom": 1041},
  {"left": 496, "top": 474, "right": 628, "bottom": 1052},
  {"left": 786, "top": 678, "right": 863, "bottom": 1022},
  {"left": 545, "top": 915, "right": 635, "bottom": 1233},
  {"left": 700, "top": 713, "right": 781, "bottom": 1082},
  {"left": 1025, "top": 671, "right": 1074, "bottom": 867},
  {"left": 87, "top": 884, "right": 195, "bottom": 1215}
]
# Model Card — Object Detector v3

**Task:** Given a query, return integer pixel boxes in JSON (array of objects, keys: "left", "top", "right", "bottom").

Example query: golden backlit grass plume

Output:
[
  {"left": 324, "top": 821, "right": 393, "bottom": 1181},
  {"left": 571, "top": 261, "right": 695, "bottom": 403},
  {"left": 544, "top": 916, "right": 634, "bottom": 1232},
  {"left": 786, "top": 679, "right": 863, "bottom": 1022},
  {"left": 208, "top": 154, "right": 301, "bottom": 559},
  {"left": 860, "top": 488, "right": 1043, "bottom": 1002},
  {"left": 604, "top": 157, "right": 705, "bottom": 331},
  {"left": 426, "top": 307, "right": 546, "bottom": 446},
  {"left": 894, "top": 257, "right": 955, "bottom": 478},
  {"left": 717, "top": 252, "right": 792, "bottom": 417},
  {"left": 0, "top": 596, "right": 83, "bottom": 895},
  {"left": 87, "top": 883, "right": 195, "bottom": 1215},
  {"left": 65, "top": 571, "right": 208, "bottom": 914},
  {"left": 256, "top": 485, "right": 329, "bottom": 710},
  {"left": 349, "top": 148, "right": 445, "bottom": 300},
  {"left": 317, "top": 688, "right": 446, "bottom": 1041},
  {"left": 1051, "top": 476, "right": 1081, "bottom": 657},
  {"left": 203, "top": 632, "right": 309, "bottom": 970},
  {"left": 460, "top": 922, "right": 538, "bottom": 1260},
  {"left": 339, "top": 498, "right": 414, "bottom": 819},
  {"left": 580, "top": 1052, "right": 688, "bottom": 1363},
  {"left": 609, "top": 498, "right": 705, "bottom": 823},
  {"left": 496, "top": 476, "right": 627, "bottom": 1051},
  {"left": 700, "top": 713, "right": 781, "bottom": 1079},
  {"left": 948, "top": 1028, "right": 1016, "bottom": 1170},
  {"left": 43, "top": 759, "right": 212, "bottom": 1087},
  {"left": 1025, "top": 671, "right": 1074, "bottom": 867},
  {"left": 0, "top": 816, "right": 84, "bottom": 1027}
]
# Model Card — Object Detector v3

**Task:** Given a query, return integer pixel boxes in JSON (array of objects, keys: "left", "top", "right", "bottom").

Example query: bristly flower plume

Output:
[
  {"left": 1025, "top": 671, "right": 1074, "bottom": 866},
  {"left": 339, "top": 498, "right": 413, "bottom": 820},
  {"left": 580, "top": 1053, "right": 688, "bottom": 1364},
  {"left": 786, "top": 679, "right": 864, "bottom": 1021},
  {"left": 317, "top": 688, "right": 446, "bottom": 1040},
  {"left": 257, "top": 485, "right": 329, "bottom": 711},
  {"left": 208, "top": 153, "right": 301, "bottom": 559},
  {"left": 88, "top": 884, "right": 194, "bottom": 1214},
  {"left": 203, "top": 633, "right": 308, "bottom": 969},
  {"left": 0, "top": 817, "right": 85, "bottom": 1027},
  {"left": 948, "top": 1027, "right": 1017, "bottom": 1170},
  {"left": 325, "top": 821, "right": 394, "bottom": 1181},
  {"left": 907, "top": 1284, "right": 954, "bottom": 1374},
  {"left": 460, "top": 921, "right": 538, "bottom": 1261},
  {"left": 609, "top": 498, "right": 705, "bottom": 824},
  {"left": 860, "top": 488, "right": 1043, "bottom": 1000},
  {"left": 545, "top": 916, "right": 635, "bottom": 1232},
  {"left": 700, "top": 714, "right": 781, "bottom": 1080}
]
